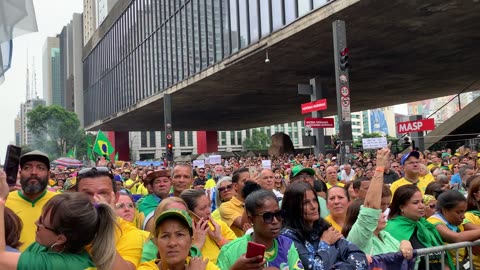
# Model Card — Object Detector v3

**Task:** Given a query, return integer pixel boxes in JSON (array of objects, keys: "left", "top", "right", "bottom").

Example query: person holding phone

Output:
[{"left": 217, "top": 190, "right": 304, "bottom": 270}]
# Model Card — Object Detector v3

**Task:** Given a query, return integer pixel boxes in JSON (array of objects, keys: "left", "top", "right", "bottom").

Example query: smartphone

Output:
[
  {"left": 188, "top": 210, "right": 214, "bottom": 230},
  {"left": 246, "top": 241, "right": 265, "bottom": 262},
  {"left": 4, "top": 145, "right": 22, "bottom": 186}
]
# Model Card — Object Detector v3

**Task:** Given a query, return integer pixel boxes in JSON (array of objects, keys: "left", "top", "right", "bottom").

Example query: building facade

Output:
[
  {"left": 42, "top": 37, "right": 62, "bottom": 106},
  {"left": 19, "top": 99, "right": 46, "bottom": 146}
]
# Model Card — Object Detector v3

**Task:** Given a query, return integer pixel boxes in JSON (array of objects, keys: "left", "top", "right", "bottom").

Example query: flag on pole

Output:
[
  {"left": 86, "top": 136, "right": 96, "bottom": 161},
  {"left": 66, "top": 146, "right": 76, "bottom": 158},
  {"left": 93, "top": 131, "right": 115, "bottom": 157}
]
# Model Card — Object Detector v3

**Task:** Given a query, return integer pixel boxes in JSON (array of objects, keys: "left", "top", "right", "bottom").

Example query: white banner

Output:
[
  {"left": 209, "top": 155, "right": 221, "bottom": 165},
  {"left": 192, "top": 160, "right": 205, "bottom": 168},
  {"left": 262, "top": 160, "right": 272, "bottom": 169},
  {"left": 362, "top": 137, "right": 388, "bottom": 149}
]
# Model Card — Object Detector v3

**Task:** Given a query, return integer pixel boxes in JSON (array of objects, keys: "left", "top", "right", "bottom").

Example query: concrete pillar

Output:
[{"left": 197, "top": 131, "right": 219, "bottom": 154}]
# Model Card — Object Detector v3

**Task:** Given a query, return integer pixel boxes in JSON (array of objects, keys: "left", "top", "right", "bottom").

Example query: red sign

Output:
[
  {"left": 304, "top": 118, "right": 335, "bottom": 128},
  {"left": 397, "top": 118, "right": 435, "bottom": 134},
  {"left": 301, "top": 99, "right": 327, "bottom": 114}
]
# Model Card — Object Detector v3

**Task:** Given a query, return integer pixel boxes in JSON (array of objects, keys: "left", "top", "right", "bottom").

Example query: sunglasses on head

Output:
[
  {"left": 115, "top": 202, "right": 135, "bottom": 209},
  {"left": 218, "top": 184, "right": 233, "bottom": 192},
  {"left": 253, "top": 209, "right": 285, "bottom": 224},
  {"left": 78, "top": 167, "right": 113, "bottom": 176}
]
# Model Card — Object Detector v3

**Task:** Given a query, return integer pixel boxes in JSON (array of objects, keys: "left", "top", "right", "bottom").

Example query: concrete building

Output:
[
  {"left": 83, "top": 0, "right": 96, "bottom": 45},
  {"left": 42, "top": 37, "right": 61, "bottom": 106},
  {"left": 59, "top": 13, "right": 85, "bottom": 126},
  {"left": 14, "top": 115, "right": 21, "bottom": 146},
  {"left": 19, "top": 98, "right": 46, "bottom": 146},
  {"left": 96, "top": 0, "right": 118, "bottom": 28}
]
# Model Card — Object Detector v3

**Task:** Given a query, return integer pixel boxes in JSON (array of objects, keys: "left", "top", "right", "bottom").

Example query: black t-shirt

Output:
[{"left": 409, "top": 227, "right": 444, "bottom": 270}]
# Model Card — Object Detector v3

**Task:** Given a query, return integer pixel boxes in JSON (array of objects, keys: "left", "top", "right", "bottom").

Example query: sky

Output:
[{"left": 0, "top": 0, "right": 83, "bottom": 162}]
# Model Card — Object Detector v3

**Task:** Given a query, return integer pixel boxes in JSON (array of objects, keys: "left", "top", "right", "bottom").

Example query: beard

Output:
[{"left": 21, "top": 176, "right": 48, "bottom": 194}]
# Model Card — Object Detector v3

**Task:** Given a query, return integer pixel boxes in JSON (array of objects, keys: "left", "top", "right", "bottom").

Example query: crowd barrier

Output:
[{"left": 415, "top": 240, "right": 480, "bottom": 270}]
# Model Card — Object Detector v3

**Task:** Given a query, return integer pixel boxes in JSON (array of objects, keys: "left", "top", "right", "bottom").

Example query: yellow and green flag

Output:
[
  {"left": 86, "top": 136, "right": 96, "bottom": 161},
  {"left": 114, "top": 152, "right": 119, "bottom": 162},
  {"left": 66, "top": 146, "right": 76, "bottom": 158},
  {"left": 93, "top": 130, "right": 115, "bottom": 157}
]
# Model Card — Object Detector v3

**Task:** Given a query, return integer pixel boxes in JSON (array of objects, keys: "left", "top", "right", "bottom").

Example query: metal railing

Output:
[{"left": 415, "top": 240, "right": 480, "bottom": 269}]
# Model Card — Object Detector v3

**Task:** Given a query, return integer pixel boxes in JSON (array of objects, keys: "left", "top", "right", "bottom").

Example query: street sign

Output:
[
  {"left": 397, "top": 118, "right": 435, "bottom": 134},
  {"left": 301, "top": 99, "right": 327, "bottom": 114},
  {"left": 304, "top": 117, "right": 334, "bottom": 128}
]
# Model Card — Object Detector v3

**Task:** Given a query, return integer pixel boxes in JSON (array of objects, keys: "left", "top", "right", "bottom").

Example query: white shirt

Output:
[{"left": 340, "top": 169, "right": 356, "bottom": 182}]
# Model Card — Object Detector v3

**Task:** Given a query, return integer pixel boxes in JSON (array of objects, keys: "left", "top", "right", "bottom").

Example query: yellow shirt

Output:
[
  {"left": 138, "top": 258, "right": 220, "bottom": 270},
  {"left": 326, "top": 182, "right": 345, "bottom": 189},
  {"left": 463, "top": 212, "right": 480, "bottom": 269},
  {"left": 201, "top": 218, "right": 237, "bottom": 264},
  {"left": 219, "top": 196, "right": 244, "bottom": 237},
  {"left": 5, "top": 190, "right": 57, "bottom": 251},
  {"left": 134, "top": 183, "right": 149, "bottom": 196},
  {"left": 390, "top": 176, "right": 434, "bottom": 198},
  {"left": 324, "top": 214, "right": 343, "bottom": 232},
  {"left": 115, "top": 217, "right": 146, "bottom": 268}
]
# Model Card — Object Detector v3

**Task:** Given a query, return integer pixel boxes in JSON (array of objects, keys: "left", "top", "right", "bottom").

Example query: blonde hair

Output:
[{"left": 150, "top": 197, "right": 187, "bottom": 237}]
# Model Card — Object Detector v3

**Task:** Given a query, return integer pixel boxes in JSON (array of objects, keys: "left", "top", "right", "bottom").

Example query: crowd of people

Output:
[{"left": 1, "top": 146, "right": 480, "bottom": 269}]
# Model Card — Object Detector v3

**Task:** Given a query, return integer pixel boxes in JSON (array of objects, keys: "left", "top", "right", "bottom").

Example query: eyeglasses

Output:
[
  {"left": 253, "top": 209, "right": 285, "bottom": 224},
  {"left": 78, "top": 167, "right": 113, "bottom": 176},
  {"left": 115, "top": 202, "right": 135, "bottom": 209},
  {"left": 218, "top": 184, "right": 233, "bottom": 192},
  {"left": 428, "top": 204, "right": 436, "bottom": 209},
  {"left": 35, "top": 218, "right": 59, "bottom": 234},
  {"left": 274, "top": 176, "right": 282, "bottom": 179}
]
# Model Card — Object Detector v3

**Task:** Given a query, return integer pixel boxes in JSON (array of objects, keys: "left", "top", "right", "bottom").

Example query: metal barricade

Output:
[{"left": 415, "top": 240, "right": 480, "bottom": 269}]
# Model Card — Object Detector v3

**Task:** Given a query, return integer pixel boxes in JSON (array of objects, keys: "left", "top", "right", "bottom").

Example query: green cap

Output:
[
  {"left": 155, "top": 209, "right": 193, "bottom": 234},
  {"left": 291, "top": 165, "right": 315, "bottom": 179}
]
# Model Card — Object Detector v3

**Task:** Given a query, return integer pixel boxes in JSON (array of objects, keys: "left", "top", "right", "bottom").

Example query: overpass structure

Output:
[{"left": 83, "top": 0, "right": 480, "bottom": 157}]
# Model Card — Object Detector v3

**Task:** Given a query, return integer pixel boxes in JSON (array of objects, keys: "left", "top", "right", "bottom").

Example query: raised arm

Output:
[{"left": 364, "top": 148, "right": 390, "bottom": 209}]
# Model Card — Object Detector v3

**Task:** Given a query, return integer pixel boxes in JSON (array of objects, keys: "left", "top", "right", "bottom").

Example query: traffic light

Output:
[
  {"left": 167, "top": 142, "right": 173, "bottom": 159},
  {"left": 339, "top": 47, "right": 349, "bottom": 71}
]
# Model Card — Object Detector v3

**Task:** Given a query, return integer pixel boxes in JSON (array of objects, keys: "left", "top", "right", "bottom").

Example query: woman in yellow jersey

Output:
[
  {"left": 0, "top": 170, "right": 117, "bottom": 270},
  {"left": 137, "top": 209, "right": 218, "bottom": 270},
  {"left": 324, "top": 186, "right": 350, "bottom": 232}
]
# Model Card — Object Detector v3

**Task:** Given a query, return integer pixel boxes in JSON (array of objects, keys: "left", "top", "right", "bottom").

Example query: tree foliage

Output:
[
  {"left": 243, "top": 130, "right": 271, "bottom": 151},
  {"left": 27, "top": 105, "right": 86, "bottom": 159}
]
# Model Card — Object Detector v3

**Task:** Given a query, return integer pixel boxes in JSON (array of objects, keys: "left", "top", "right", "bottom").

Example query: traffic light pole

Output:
[
  {"left": 164, "top": 94, "right": 174, "bottom": 166},
  {"left": 333, "top": 20, "right": 353, "bottom": 165}
]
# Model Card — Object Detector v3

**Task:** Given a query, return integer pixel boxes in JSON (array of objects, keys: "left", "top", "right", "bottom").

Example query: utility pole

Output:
[
  {"left": 164, "top": 94, "right": 173, "bottom": 167},
  {"left": 333, "top": 20, "right": 353, "bottom": 164}
]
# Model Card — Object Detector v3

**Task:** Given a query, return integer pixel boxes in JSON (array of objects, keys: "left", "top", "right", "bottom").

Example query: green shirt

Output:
[
  {"left": 217, "top": 233, "right": 303, "bottom": 270},
  {"left": 19, "top": 242, "right": 96, "bottom": 270},
  {"left": 346, "top": 206, "right": 399, "bottom": 255}
]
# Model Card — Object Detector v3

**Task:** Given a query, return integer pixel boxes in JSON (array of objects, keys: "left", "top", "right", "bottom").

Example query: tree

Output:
[
  {"left": 243, "top": 130, "right": 271, "bottom": 151},
  {"left": 27, "top": 105, "right": 86, "bottom": 159}
]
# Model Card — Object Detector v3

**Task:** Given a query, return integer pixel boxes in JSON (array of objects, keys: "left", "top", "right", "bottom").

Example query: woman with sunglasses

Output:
[
  {"left": 0, "top": 171, "right": 117, "bottom": 270},
  {"left": 282, "top": 182, "right": 367, "bottom": 270},
  {"left": 180, "top": 189, "right": 236, "bottom": 264},
  {"left": 217, "top": 189, "right": 304, "bottom": 270},
  {"left": 212, "top": 177, "right": 235, "bottom": 220}
]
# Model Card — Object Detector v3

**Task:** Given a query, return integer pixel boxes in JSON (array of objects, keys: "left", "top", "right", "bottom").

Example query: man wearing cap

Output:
[
  {"left": 5, "top": 150, "right": 57, "bottom": 251},
  {"left": 137, "top": 169, "right": 172, "bottom": 228},
  {"left": 390, "top": 151, "right": 434, "bottom": 197}
]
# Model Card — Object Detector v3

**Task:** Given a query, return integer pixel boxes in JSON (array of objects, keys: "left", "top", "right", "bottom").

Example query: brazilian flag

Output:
[
  {"left": 86, "top": 136, "right": 96, "bottom": 161},
  {"left": 93, "top": 130, "right": 115, "bottom": 157}
]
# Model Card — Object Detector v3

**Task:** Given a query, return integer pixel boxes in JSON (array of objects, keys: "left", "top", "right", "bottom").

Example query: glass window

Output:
[
  {"left": 141, "top": 131, "right": 147, "bottom": 147},
  {"left": 238, "top": 0, "right": 248, "bottom": 47},
  {"left": 187, "top": 131, "right": 193, "bottom": 146},
  {"left": 230, "top": 131, "right": 235, "bottom": 145},
  {"left": 284, "top": 0, "right": 296, "bottom": 24},
  {"left": 192, "top": 0, "right": 201, "bottom": 72},
  {"left": 199, "top": 0, "right": 208, "bottom": 69},
  {"left": 213, "top": 0, "right": 222, "bottom": 61},
  {"left": 187, "top": 2, "right": 194, "bottom": 76},
  {"left": 236, "top": 131, "right": 242, "bottom": 145},
  {"left": 160, "top": 131, "right": 166, "bottom": 147},
  {"left": 222, "top": 0, "right": 231, "bottom": 57},
  {"left": 298, "top": 0, "right": 311, "bottom": 17},
  {"left": 271, "top": 0, "right": 283, "bottom": 31},
  {"left": 248, "top": 0, "right": 259, "bottom": 43},
  {"left": 150, "top": 131, "right": 156, "bottom": 147},
  {"left": 259, "top": 0, "right": 270, "bottom": 37},
  {"left": 229, "top": 0, "right": 239, "bottom": 52},
  {"left": 180, "top": 131, "right": 186, "bottom": 146},
  {"left": 314, "top": 0, "right": 329, "bottom": 9}
]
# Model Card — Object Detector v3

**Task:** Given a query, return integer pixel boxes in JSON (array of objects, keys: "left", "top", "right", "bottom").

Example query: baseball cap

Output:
[
  {"left": 401, "top": 151, "right": 420, "bottom": 165},
  {"left": 155, "top": 209, "right": 193, "bottom": 234},
  {"left": 114, "top": 175, "right": 123, "bottom": 182},
  {"left": 124, "top": 169, "right": 131, "bottom": 173},
  {"left": 291, "top": 165, "right": 315, "bottom": 179},
  {"left": 20, "top": 150, "right": 50, "bottom": 168},
  {"left": 331, "top": 156, "right": 337, "bottom": 161}
]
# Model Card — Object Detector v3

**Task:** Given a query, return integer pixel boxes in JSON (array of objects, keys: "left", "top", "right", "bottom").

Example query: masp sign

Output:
[
  {"left": 304, "top": 118, "right": 334, "bottom": 128},
  {"left": 397, "top": 119, "right": 435, "bottom": 134},
  {"left": 301, "top": 99, "right": 327, "bottom": 114}
]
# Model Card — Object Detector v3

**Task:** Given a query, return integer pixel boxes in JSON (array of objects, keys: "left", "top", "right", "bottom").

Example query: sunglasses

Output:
[
  {"left": 78, "top": 167, "right": 113, "bottom": 176},
  {"left": 115, "top": 202, "right": 135, "bottom": 209},
  {"left": 253, "top": 209, "right": 285, "bottom": 224},
  {"left": 218, "top": 184, "right": 233, "bottom": 192},
  {"left": 35, "top": 218, "right": 59, "bottom": 234}
]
